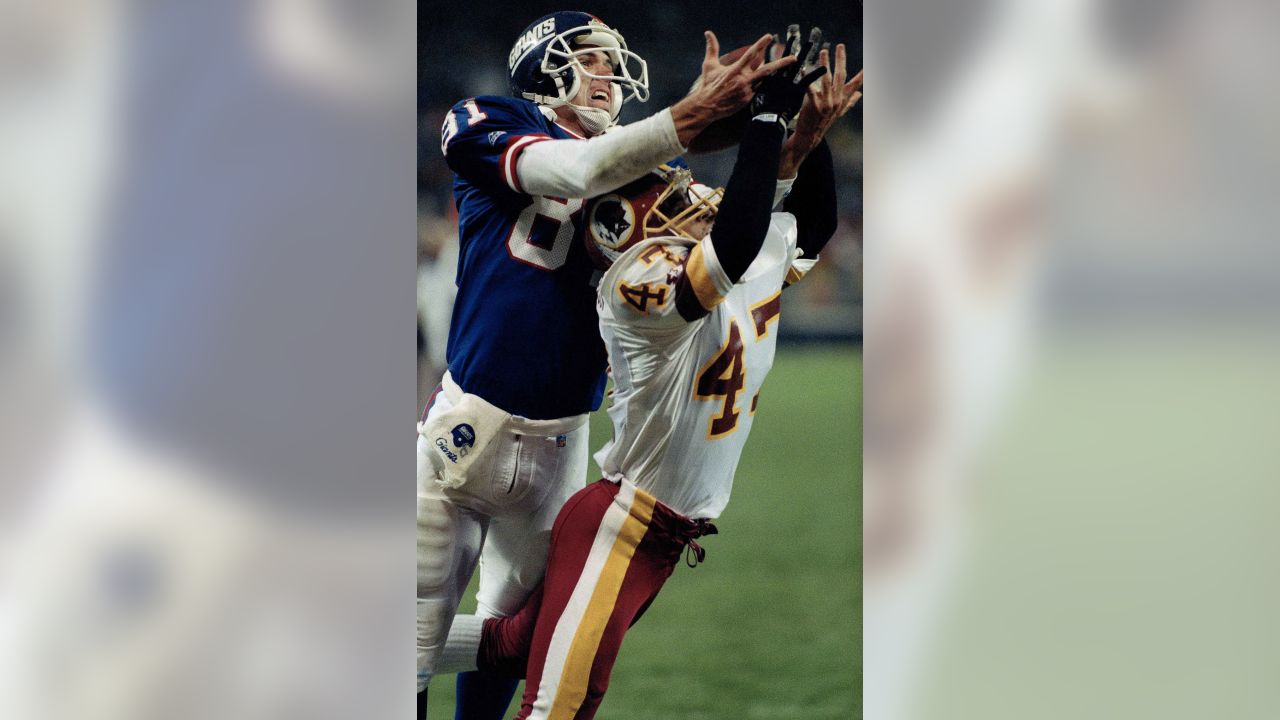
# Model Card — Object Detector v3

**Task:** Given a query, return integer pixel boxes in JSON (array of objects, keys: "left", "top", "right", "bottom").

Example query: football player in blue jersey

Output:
[{"left": 418, "top": 11, "right": 795, "bottom": 719}]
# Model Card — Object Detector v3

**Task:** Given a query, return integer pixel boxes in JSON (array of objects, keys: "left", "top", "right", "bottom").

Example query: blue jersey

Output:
[{"left": 439, "top": 95, "right": 607, "bottom": 420}]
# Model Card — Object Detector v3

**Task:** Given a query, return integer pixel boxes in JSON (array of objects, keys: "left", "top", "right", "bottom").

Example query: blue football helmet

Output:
[{"left": 508, "top": 11, "right": 649, "bottom": 132}]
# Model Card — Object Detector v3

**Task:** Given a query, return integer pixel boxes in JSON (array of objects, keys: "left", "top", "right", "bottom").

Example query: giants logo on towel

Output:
[
  {"left": 433, "top": 424, "right": 474, "bottom": 465},
  {"left": 451, "top": 423, "right": 476, "bottom": 455},
  {"left": 434, "top": 438, "right": 459, "bottom": 463}
]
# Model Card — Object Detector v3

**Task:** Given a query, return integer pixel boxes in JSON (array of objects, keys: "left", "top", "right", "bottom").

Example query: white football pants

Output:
[{"left": 416, "top": 384, "right": 588, "bottom": 691}]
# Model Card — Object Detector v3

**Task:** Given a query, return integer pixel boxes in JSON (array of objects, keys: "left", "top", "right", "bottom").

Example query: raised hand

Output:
[
  {"left": 780, "top": 42, "right": 864, "bottom": 178},
  {"left": 750, "top": 27, "right": 830, "bottom": 126},
  {"left": 794, "top": 43, "right": 863, "bottom": 141},
  {"left": 672, "top": 31, "right": 798, "bottom": 145}
]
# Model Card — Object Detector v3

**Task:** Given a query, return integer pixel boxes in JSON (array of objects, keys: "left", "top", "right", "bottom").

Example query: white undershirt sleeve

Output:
[{"left": 515, "top": 108, "right": 685, "bottom": 198}]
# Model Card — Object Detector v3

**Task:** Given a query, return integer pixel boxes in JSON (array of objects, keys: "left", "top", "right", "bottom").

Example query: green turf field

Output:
[{"left": 428, "top": 346, "right": 862, "bottom": 719}]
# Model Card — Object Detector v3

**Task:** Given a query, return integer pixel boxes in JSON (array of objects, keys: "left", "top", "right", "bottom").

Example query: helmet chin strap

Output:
[{"left": 568, "top": 104, "right": 613, "bottom": 136}]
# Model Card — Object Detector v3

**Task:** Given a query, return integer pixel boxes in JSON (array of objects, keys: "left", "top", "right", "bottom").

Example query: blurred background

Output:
[
  {"left": 416, "top": 1, "right": 864, "bottom": 407},
  {"left": 864, "top": 1, "right": 1280, "bottom": 718},
  {"left": 0, "top": 1, "right": 417, "bottom": 718}
]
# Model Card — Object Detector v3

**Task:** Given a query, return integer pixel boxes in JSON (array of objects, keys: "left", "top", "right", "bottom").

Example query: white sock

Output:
[{"left": 437, "top": 614, "right": 484, "bottom": 674}]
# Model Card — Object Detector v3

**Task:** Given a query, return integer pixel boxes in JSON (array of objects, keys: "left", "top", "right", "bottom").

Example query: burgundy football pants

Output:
[{"left": 478, "top": 478, "right": 713, "bottom": 720}]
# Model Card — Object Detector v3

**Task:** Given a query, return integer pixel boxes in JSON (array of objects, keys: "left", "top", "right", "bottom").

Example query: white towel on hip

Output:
[{"left": 417, "top": 389, "right": 512, "bottom": 490}]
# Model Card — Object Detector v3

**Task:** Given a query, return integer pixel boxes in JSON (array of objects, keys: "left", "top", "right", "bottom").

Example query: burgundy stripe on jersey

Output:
[
  {"left": 674, "top": 270, "right": 710, "bottom": 322},
  {"left": 501, "top": 135, "right": 553, "bottom": 193}
]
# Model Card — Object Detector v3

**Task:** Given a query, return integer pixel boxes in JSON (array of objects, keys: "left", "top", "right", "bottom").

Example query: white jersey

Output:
[{"left": 594, "top": 213, "right": 814, "bottom": 519}]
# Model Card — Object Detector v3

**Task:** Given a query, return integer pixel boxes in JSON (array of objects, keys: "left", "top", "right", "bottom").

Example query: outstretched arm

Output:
[
  {"left": 674, "top": 32, "right": 828, "bottom": 321},
  {"left": 713, "top": 32, "right": 833, "bottom": 282},
  {"left": 774, "top": 45, "right": 862, "bottom": 277},
  {"left": 778, "top": 44, "right": 863, "bottom": 180},
  {"left": 707, "top": 119, "right": 789, "bottom": 283},
  {"left": 784, "top": 138, "right": 838, "bottom": 260},
  {"left": 515, "top": 109, "right": 685, "bottom": 197}
]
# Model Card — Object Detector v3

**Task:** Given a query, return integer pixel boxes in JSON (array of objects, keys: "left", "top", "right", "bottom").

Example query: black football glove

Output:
[
  {"left": 767, "top": 24, "right": 803, "bottom": 63},
  {"left": 751, "top": 27, "right": 828, "bottom": 126}
]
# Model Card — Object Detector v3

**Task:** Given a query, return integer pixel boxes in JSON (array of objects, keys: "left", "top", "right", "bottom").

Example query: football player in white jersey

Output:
[{"left": 430, "top": 37, "right": 862, "bottom": 720}]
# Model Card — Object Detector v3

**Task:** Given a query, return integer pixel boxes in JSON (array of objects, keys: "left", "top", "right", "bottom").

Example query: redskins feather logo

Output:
[{"left": 589, "top": 195, "right": 635, "bottom": 250}]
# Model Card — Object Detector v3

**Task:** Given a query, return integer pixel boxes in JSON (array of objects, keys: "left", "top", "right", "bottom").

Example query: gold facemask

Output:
[{"left": 645, "top": 166, "right": 724, "bottom": 242}]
